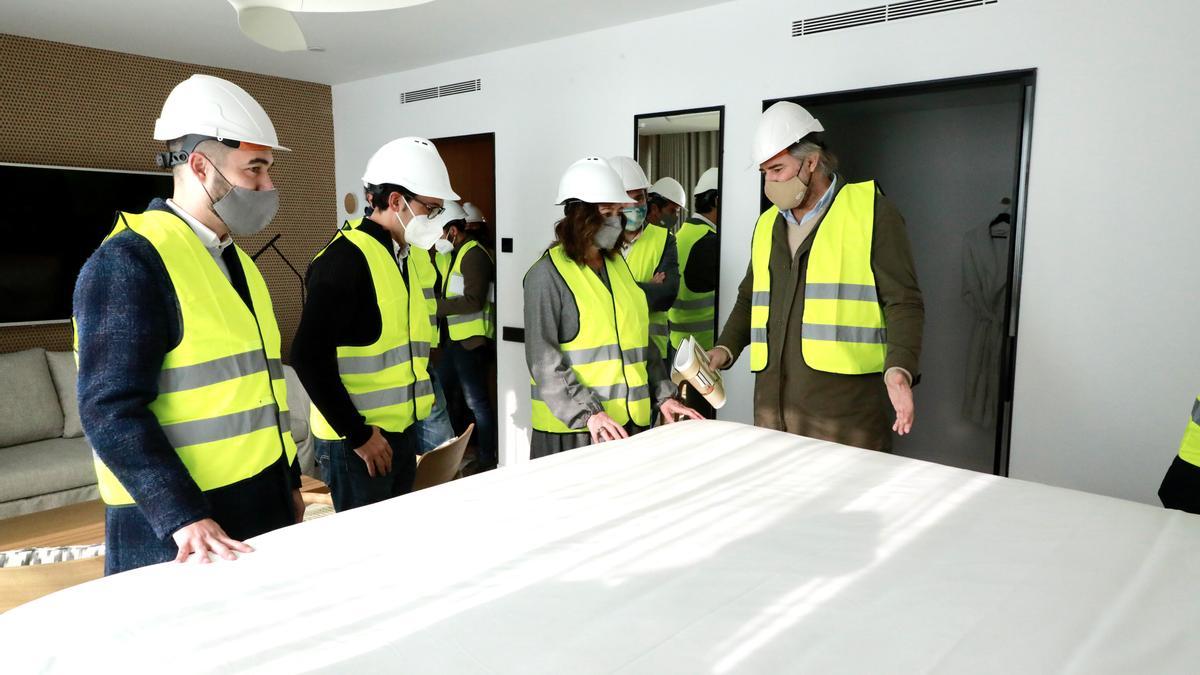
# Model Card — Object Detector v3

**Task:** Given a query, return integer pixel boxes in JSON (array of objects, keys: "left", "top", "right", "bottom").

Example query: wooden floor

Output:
[
  {"left": 0, "top": 499, "right": 106, "bottom": 551},
  {"left": 0, "top": 475, "right": 330, "bottom": 552}
]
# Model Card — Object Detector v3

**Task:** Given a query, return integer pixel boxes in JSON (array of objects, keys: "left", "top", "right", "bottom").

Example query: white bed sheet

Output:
[{"left": 3, "top": 420, "right": 1199, "bottom": 674}]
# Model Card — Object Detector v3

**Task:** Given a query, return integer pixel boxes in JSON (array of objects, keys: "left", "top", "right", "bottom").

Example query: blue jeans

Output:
[
  {"left": 436, "top": 341, "right": 497, "bottom": 466},
  {"left": 412, "top": 370, "right": 456, "bottom": 454},
  {"left": 314, "top": 428, "right": 417, "bottom": 512}
]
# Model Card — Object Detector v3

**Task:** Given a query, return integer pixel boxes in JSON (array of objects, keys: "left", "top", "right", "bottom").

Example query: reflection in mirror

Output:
[{"left": 634, "top": 107, "right": 724, "bottom": 419}]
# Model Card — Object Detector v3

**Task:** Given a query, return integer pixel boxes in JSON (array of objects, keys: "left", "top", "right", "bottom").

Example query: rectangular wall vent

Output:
[
  {"left": 793, "top": 0, "right": 997, "bottom": 37},
  {"left": 401, "top": 79, "right": 481, "bottom": 104}
]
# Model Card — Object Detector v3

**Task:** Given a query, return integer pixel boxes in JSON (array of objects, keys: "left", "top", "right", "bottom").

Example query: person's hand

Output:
[
  {"left": 659, "top": 398, "right": 704, "bottom": 424},
  {"left": 354, "top": 426, "right": 393, "bottom": 477},
  {"left": 649, "top": 271, "right": 666, "bottom": 284},
  {"left": 587, "top": 412, "right": 629, "bottom": 444},
  {"left": 172, "top": 518, "right": 253, "bottom": 564},
  {"left": 291, "top": 489, "right": 305, "bottom": 524},
  {"left": 885, "top": 369, "right": 915, "bottom": 435},
  {"left": 706, "top": 347, "right": 730, "bottom": 371}
]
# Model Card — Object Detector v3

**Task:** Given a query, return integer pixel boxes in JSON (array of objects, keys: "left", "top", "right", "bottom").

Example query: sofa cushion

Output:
[
  {"left": 0, "top": 349, "right": 64, "bottom": 447},
  {"left": 0, "top": 437, "right": 96, "bottom": 503},
  {"left": 45, "top": 351, "right": 83, "bottom": 439}
]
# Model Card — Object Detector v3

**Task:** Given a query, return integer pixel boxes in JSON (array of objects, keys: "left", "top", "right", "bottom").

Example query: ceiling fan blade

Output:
[
  {"left": 290, "top": 1, "right": 436, "bottom": 12},
  {"left": 236, "top": 6, "right": 308, "bottom": 52}
]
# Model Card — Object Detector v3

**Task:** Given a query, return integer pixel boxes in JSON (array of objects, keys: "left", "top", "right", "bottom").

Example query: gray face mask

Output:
[
  {"left": 203, "top": 159, "right": 279, "bottom": 236},
  {"left": 594, "top": 215, "right": 622, "bottom": 250},
  {"left": 660, "top": 211, "right": 680, "bottom": 229}
]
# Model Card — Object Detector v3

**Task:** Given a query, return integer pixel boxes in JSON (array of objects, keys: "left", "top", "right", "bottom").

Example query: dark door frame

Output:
[{"left": 764, "top": 69, "right": 1037, "bottom": 476}]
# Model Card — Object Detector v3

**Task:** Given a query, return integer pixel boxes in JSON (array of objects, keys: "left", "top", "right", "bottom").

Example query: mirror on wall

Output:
[{"left": 633, "top": 106, "right": 724, "bottom": 419}]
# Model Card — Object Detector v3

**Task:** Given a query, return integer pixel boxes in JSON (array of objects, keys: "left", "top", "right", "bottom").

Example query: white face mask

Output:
[
  {"left": 398, "top": 197, "right": 442, "bottom": 250},
  {"left": 433, "top": 238, "right": 454, "bottom": 254}
]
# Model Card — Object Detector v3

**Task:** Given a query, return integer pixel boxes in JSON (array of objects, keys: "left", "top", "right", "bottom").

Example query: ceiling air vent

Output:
[
  {"left": 400, "top": 79, "right": 482, "bottom": 105},
  {"left": 793, "top": 0, "right": 997, "bottom": 37}
]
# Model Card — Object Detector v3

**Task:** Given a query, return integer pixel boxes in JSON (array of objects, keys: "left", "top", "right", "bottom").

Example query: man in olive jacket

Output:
[{"left": 708, "top": 102, "right": 923, "bottom": 452}]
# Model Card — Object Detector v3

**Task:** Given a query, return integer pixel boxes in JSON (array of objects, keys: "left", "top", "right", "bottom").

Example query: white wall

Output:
[{"left": 332, "top": 0, "right": 1200, "bottom": 504}]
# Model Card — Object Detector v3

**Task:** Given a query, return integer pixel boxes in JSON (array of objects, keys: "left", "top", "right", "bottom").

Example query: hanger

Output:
[{"left": 990, "top": 197, "right": 1012, "bottom": 238}]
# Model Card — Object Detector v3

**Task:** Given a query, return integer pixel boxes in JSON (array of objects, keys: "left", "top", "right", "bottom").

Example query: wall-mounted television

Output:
[{"left": 0, "top": 163, "right": 173, "bottom": 326}]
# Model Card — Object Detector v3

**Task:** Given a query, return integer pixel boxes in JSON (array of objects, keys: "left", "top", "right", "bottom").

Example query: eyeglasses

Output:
[{"left": 410, "top": 197, "right": 444, "bottom": 220}]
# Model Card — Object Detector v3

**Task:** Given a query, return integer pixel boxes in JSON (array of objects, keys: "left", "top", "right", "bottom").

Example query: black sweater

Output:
[{"left": 291, "top": 218, "right": 408, "bottom": 448}]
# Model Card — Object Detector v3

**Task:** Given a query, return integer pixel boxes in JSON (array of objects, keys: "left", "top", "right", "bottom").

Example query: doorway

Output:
[
  {"left": 768, "top": 71, "right": 1035, "bottom": 475},
  {"left": 430, "top": 132, "right": 499, "bottom": 470}
]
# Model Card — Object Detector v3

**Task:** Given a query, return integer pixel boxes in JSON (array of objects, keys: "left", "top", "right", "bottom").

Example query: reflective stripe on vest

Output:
[
  {"left": 443, "top": 239, "right": 496, "bottom": 342},
  {"left": 84, "top": 211, "right": 295, "bottom": 506},
  {"left": 749, "top": 181, "right": 886, "bottom": 375},
  {"left": 408, "top": 248, "right": 442, "bottom": 347},
  {"left": 529, "top": 246, "right": 651, "bottom": 433},
  {"left": 669, "top": 219, "right": 716, "bottom": 350},
  {"left": 1179, "top": 396, "right": 1200, "bottom": 468},
  {"left": 309, "top": 227, "right": 433, "bottom": 440},
  {"left": 624, "top": 224, "right": 670, "bottom": 360}
]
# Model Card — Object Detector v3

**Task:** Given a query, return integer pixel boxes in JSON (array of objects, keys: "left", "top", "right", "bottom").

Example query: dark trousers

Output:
[
  {"left": 1159, "top": 455, "right": 1200, "bottom": 514},
  {"left": 104, "top": 455, "right": 295, "bottom": 575},
  {"left": 314, "top": 428, "right": 417, "bottom": 512},
  {"left": 436, "top": 340, "right": 497, "bottom": 467}
]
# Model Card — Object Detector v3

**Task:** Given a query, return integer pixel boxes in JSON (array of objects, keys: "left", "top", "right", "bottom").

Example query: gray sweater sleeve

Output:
[
  {"left": 638, "top": 233, "right": 680, "bottom": 313},
  {"left": 523, "top": 256, "right": 604, "bottom": 428}
]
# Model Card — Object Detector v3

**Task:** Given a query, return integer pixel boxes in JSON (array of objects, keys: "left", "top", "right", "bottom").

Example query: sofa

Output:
[{"left": 0, "top": 348, "right": 317, "bottom": 520}]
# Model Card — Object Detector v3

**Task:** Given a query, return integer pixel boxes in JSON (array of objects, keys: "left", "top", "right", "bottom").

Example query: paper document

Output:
[{"left": 671, "top": 335, "right": 726, "bottom": 409}]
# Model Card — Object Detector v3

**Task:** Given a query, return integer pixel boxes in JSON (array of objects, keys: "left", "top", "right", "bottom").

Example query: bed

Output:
[{"left": 3, "top": 420, "right": 1198, "bottom": 674}]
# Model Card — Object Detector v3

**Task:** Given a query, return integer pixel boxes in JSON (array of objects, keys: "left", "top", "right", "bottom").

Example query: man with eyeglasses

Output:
[{"left": 292, "top": 137, "right": 457, "bottom": 510}]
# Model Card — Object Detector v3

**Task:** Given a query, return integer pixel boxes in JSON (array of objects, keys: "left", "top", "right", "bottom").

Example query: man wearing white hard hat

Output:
[
  {"left": 74, "top": 74, "right": 301, "bottom": 574},
  {"left": 647, "top": 176, "right": 687, "bottom": 232},
  {"left": 608, "top": 156, "right": 679, "bottom": 368},
  {"left": 292, "top": 137, "right": 456, "bottom": 511},
  {"left": 524, "top": 157, "right": 701, "bottom": 457},
  {"left": 460, "top": 201, "right": 494, "bottom": 251},
  {"left": 670, "top": 167, "right": 722, "bottom": 418},
  {"left": 708, "top": 101, "right": 925, "bottom": 452},
  {"left": 337, "top": 198, "right": 458, "bottom": 459},
  {"left": 432, "top": 198, "right": 498, "bottom": 472}
]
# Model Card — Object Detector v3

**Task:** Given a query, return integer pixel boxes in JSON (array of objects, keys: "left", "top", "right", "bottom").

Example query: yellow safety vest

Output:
[
  {"left": 623, "top": 224, "right": 671, "bottom": 360},
  {"left": 529, "top": 245, "right": 652, "bottom": 432},
  {"left": 1179, "top": 396, "right": 1200, "bottom": 468},
  {"left": 345, "top": 217, "right": 441, "bottom": 346},
  {"left": 309, "top": 227, "right": 433, "bottom": 440},
  {"left": 750, "top": 181, "right": 886, "bottom": 374},
  {"left": 669, "top": 219, "right": 717, "bottom": 350},
  {"left": 82, "top": 211, "right": 296, "bottom": 506},
  {"left": 443, "top": 239, "right": 495, "bottom": 342}
]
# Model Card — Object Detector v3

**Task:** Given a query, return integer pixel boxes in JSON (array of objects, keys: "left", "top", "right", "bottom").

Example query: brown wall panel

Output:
[{"left": 0, "top": 33, "right": 335, "bottom": 358}]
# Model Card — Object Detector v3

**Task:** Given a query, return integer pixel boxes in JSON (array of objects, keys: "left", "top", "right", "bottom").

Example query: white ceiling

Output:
[{"left": 0, "top": 0, "right": 733, "bottom": 85}]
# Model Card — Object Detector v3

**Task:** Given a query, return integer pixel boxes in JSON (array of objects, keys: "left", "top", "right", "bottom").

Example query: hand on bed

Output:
[
  {"left": 587, "top": 412, "right": 629, "bottom": 444},
  {"left": 885, "top": 369, "right": 915, "bottom": 435},
  {"left": 172, "top": 518, "right": 254, "bottom": 564},
  {"left": 659, "top": 398, "right": 704, "bottom": 424}
]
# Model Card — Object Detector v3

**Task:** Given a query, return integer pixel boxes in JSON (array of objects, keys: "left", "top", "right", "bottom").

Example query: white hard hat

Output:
[
  {"left": 752, "top": 101, "right": 824, "bottom": 166},
  {"left": 694, "top": 167, "right": 719, "bottom": 195},
  {"left": 431, "top": 200, "right": 468, "bottom": 228},
  {"left": 462, "top": 201, "right": 486, "bottom": 223},
  {"left": 362, "top": 137, "right": 459, "bottom": 201},
  {"left": 153, "top": 74, "right": 288, "bottom": 151},
  {"left": 556, "top": 157, "right": 634, "bottom": 205},
  {"left": 606, "top": 155, "right": 651, "bottom": 191},
  {"left": 648, "top": 177, "right": 687, "bottom": 208}
]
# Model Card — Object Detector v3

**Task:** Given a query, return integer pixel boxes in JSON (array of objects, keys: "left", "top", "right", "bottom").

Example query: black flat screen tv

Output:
[{"left": 0, "top": 163, "right": 173, "bottom": 325}]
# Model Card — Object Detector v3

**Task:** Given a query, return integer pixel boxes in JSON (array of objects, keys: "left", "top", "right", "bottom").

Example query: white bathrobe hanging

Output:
[{"left": 961, "top": 222, "right": 1009, "bottom": 428}]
